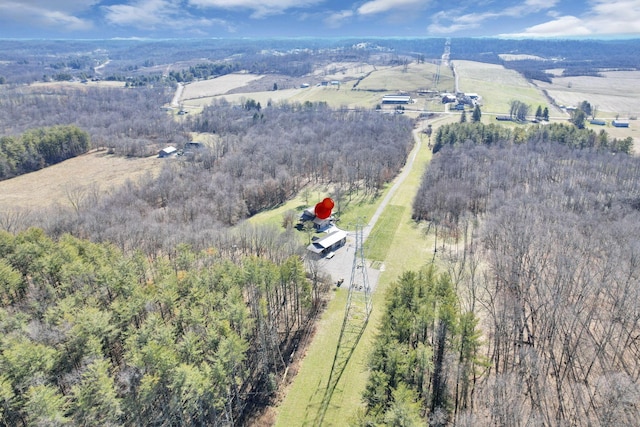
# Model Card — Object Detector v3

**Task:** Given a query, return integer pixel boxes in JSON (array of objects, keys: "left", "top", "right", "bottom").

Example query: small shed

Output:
[
  {"left": 612, "top": 120, "right": 630, "bottom": 128},
  {"left": 590, "top": 119, "right": 606, "bottom": 126},
  {"left": 158, "top": 146, "right": 177, "bottom": 158}
]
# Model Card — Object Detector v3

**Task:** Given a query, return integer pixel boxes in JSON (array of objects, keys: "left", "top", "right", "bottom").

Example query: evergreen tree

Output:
[{"left": 471, "top": 105, "right": 482, "bottom": 123}]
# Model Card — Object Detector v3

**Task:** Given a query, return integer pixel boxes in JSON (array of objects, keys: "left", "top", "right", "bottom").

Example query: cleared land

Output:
[
  {"left": 356, "top": 62, "right": 454, "bottom": 93},
  {"left": 454, "top": 60, "right": 548, "bottom": 115},
  {"left": 0, "top": 151, "right": 162, "bottom": 210},
  {"left": 274, "top": 116, "right": 457, "bottom": 426},
  {"left": 534, "top": 70, "right": 640, "bottom": 117},
  {"left": 180, "top": 73, "right": 265, "bottom": 100},
  {"left": 185, "top": 62, "right": 454, "bottom": 111}
]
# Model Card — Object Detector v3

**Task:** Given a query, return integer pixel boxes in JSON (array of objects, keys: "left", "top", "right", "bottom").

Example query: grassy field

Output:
[
  {"left": 454, "top": 60, "right": 549, "bottom": 116},
  {"left": 0, "top": 151, "right": 162, "bottom": 210},
  {"left": 534, "top": 71, "right": 640, "bottom": 117},
  {"left": 181, "top": 73, "right": 265, "bottom": 100},
  {"left": 185, "top": 62, "right": 456, "bottom": 111},
  {"left": 356, "top": 62, "right": 454, "bottom": 93}
]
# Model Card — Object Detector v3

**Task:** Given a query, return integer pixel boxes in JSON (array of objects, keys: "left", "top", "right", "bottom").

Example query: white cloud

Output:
[
  {"left": 0, "top": 0, "right": 96, "bottom": 30},
  {"left": 103, "top": 0, "right": 228, "bottom": 31},
  {"left": 501, "top": 16, "right": 592, "bottom": 37},
  {"left": 104, "top": 0, "right": 176, "bottom": 27},
  {"left": 188, "top": 0, "right": 323, "bottom": 18},
  {"left": 500, "top": 0, "right": 640, "bottom": 37},
  {"left": 428, "top": 0, "right": 559, "bottom": 34},
  {"left": 357, "top": 0, "right": 428, "bottom": 16},
  {"left": 324, "top": 10, "right": 354, "bottom": 28}
]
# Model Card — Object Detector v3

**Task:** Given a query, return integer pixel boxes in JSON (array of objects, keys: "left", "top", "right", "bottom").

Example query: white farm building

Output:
[{"left": 382, "top": 95, "right": 412, "bottom": 104}]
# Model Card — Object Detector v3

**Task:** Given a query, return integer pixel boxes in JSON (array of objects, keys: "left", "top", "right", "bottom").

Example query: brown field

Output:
[
  {"left": 180, "top": 73, "right": 265, "bottom": 101},
  {"left": 27, "top": 80, "right": 126, "bottom": 90},
  {"left": 313, "top": 62, "right": 380, "bottom": 81},
  {"left": 0, "top": 151, "right": 162, "bottom": 210},
  {"left": 534, "top": 71, "right": 640, "bottom": 118}
]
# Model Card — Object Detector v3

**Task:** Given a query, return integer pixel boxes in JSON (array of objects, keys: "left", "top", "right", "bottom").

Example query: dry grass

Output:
[
  {"left": 180, "top": 73, "right": 265, "bottom": 101},
  {"left": 454, "top": 60, "right": 548, "bottom": 115},
  {"left": 312, "top": 62, "right": 378, "bottom": 81},
  {"left": 27, "top": 81, "right": 126, "bottom": 90},
  {"left": 0, "top": 150, "right": 162, "bottom": 210},
  {"left": 534, "top": 71, "right": 640, "bottom": 117},
  {"left": 356, "top": 62, "right": 453, "bottom": 92}
]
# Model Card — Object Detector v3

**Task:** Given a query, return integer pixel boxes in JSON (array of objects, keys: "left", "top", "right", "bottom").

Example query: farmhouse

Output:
[
  {"left": 441, "top": 93, "right": 457, "bottom": 103},
  {"left": 306, "top": 229, "right": 347, "bottom": 257},
  {"left": 382, "top": 94, "right": 412, "bottom": 104},
  {"left": 299, "top": 206, "right": 334, "bottom": 230},
  {"left": 158, "top": 146, "right": 177, "bottom": 158}
]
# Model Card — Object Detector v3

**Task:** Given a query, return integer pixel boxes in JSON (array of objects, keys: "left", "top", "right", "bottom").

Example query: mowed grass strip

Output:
[
  {"left": 364, "top": 204, "right": 405, "bottom": 262},
  {"left": 274, "top": 288, "right": 349, "bottom": 427}
]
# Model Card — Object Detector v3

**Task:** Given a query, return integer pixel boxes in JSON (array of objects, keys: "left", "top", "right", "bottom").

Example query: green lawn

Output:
[{"left": 363, "top": 205, "right": 405, "bottom": 262}]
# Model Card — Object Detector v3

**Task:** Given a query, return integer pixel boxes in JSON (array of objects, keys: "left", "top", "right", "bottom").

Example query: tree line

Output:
[
  {"left": 0, "top": 125, "right": 89, "bottom": 180},
  {"left": 0, "top": 228, "right": 327, "bottom": 426},
  {"left": 431, "top": 121, "right": 633, "bottom": 155},
  {"left": 0, "top": 85, "right": 186, "bottom": 158},
  {"left": 402, "top": 133, "right": 640, "bottom": 425}
]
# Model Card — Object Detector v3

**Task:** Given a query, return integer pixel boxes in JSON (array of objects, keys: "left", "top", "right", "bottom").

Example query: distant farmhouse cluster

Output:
[{"left": 441, "top": 92, "right": 482, "bottom": 110}]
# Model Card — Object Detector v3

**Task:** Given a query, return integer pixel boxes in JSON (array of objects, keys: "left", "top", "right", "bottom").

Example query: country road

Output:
[
  {"left": 317, "top": 120, "right": 428, "bottom": 290},
  {"left": 171, "top": 83, "right": 184, "bottom": 108}
]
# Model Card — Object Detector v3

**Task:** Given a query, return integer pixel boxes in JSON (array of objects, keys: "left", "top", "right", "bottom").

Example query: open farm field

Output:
[
  {"left": 180, "top": 73, "right": 265, "bottom": 100},
  {"left": 0, "top": 151, "right": 162, "bottom": 210},
  {"left": 27, "top": 80, "right": 126, "bottom": 90},
  {"left": 356, "top": 62, "right": 454, "bottom": 93},
  {"left": 204, "top": 84, "right": 385, "bottom": 110},
  {"left": 188, "top": 88, "right": 300, "bottom": 109},
  {"left": 313, "top": 62, "right": 378, "bottom": 81},
  {"left": 454, "top": 60, "right": 548, "bottom": 115},
  {"left": 534, "top": 71, "right": 640, "bottom": 118}
]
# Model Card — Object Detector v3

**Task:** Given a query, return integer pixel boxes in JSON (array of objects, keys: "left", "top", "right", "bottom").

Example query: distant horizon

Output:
[{"left": 1, "top": 35, "right": 640, "bottom": 42}]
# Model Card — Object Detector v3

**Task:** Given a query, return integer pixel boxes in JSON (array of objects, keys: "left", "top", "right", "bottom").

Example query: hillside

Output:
[{"left": 1, "top": 38, "right": 640, "bottom": 426}]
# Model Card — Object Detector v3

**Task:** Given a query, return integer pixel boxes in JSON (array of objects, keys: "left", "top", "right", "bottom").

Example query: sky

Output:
[{"left": 0, "top": 0, "right": 639, "bottom": 39}]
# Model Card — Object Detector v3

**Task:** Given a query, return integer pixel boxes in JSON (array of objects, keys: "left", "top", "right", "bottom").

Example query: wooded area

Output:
[
  {"left": 0, "top": 85, "right": 184, "bottom": 158},
  {"left": 0, "top": 228, "right": 325, "bottom": 426},
  {"left": 11, "top": 102, "right": 413, "bottom": 256},
  {"left": 0, "top": 125, "right": 90, "bottom": 180},
  {"left": 371, "top": 125, "right": 640, "bottom": 425}
]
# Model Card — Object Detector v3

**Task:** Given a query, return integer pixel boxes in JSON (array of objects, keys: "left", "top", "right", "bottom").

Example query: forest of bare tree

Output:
[{"left": 359, "top": 132, "right": 640, "bottom": 425}]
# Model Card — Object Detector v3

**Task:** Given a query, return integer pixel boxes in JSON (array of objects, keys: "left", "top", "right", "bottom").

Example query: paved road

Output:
[{"left": 317, "top": 121, "right": 427, "bottom": 291}]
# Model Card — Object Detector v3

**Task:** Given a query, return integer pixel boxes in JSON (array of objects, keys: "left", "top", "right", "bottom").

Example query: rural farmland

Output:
[{"left": 0, "top": 37, "right": 639, "bottom": 427}]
